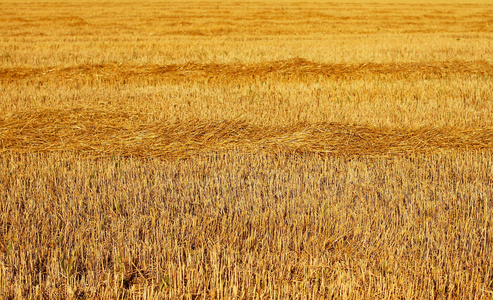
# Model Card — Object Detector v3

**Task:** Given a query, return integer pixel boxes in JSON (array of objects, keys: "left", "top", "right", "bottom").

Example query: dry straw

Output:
[
  {"left": 1, "top": 108, "right": 493, "bottom": 159},
  {"left": 1, "top": 58, "right": 492, "bottom": 83}
]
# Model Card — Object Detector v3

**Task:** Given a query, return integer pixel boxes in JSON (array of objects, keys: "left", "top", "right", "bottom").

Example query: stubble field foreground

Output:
[{"left": 1, "top": 0, "right": 493, "bottom": 299}]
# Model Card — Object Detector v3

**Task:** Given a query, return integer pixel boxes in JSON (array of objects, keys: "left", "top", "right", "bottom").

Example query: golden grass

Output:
[
  {"left": 2, "top": 108, "right": 493, "bottom": 159},
  {"left": 2, "top": 58, "right": 493, "bottom": 83},
  {"left": 1, "top": 151, "right": 493, "bottom": 298},
  {"left": 1, "top": 2, "right": 492, "bottom": 68},
  {"left": 2, "top": 0, "right": 493, "bottom": 299}
]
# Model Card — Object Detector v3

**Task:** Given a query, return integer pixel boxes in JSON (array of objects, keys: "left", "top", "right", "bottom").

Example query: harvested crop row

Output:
[
  {"left": 1, "top": 108, "right": 493, "bottom": 158},
  {"left": 2, "top": 58, "right": 492, "bottom": 83}
]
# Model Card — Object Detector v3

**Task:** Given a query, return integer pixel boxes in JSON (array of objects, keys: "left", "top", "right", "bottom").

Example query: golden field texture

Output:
[
  {"left": 1, "top": 0, "right": 493, "bottom": 298},
  {"left": 2, "top": 151, "right": 493, "bottom": 299}
]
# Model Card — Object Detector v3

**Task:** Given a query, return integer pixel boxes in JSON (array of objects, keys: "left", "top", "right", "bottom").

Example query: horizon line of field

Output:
[
  {"left": 1, "top": 58, "right": 492, "bottom": 81},
  {"left": 1, "top": 109, "right": 493, "bottom": 158}
]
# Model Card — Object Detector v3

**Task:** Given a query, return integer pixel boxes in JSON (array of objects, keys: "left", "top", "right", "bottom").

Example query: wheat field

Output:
[{"left": 1, "top": 0, "right": 493, "bottom": 299}]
